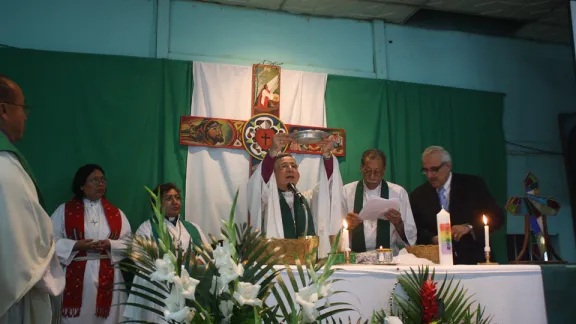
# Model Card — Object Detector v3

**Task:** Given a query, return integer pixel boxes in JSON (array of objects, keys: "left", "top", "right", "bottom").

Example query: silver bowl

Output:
[{"left": 289, "top": 130, "right": 328, "bottom": 144}]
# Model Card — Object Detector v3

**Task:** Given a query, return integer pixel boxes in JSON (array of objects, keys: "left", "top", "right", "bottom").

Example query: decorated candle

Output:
[{"left": 436, "top": 208, "right": 454, "bottom": 265}]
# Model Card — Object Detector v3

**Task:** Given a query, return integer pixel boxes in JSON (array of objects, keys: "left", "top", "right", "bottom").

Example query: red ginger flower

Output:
[{"left": 420, "top": 278, "right": 439, "bottom": 324}]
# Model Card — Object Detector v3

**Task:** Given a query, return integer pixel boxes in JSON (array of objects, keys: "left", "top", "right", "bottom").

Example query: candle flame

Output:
[
  {"left": 483, "top": 215, "right": 487, "bottom": 225},
  {"left": 343, "top": 220, "right": 348, "bottom": 229}
]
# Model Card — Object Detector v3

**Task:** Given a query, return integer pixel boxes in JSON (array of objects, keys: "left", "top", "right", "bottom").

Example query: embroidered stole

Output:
[
  {"left": 62, "top": 197, "right": 122, "bottom": 318},
  {"left": 278, "top": 189, "right": 315, "bottom": 238},
  {"left": 350, "top": 181, "right": 390, "bottom": 252}
]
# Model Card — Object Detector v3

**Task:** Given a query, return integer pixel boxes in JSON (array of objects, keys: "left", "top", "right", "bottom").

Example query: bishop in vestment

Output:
[
  {"left": 0, "top": 76, "right": 66, "bottom": 324},
  {"left": 51, "top": 164, "right": 132, "bottom": 324},
  {"left": 123, "top": 182, "right": 209, "bottom": 323},
  {"left": 344, "top": 149, "right": 416, "bottom": 254},
  {"left": 247, "top": 133, "right": 345, "bottom": 258}
]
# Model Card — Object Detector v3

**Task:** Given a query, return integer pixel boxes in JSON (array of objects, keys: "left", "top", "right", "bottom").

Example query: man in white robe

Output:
[
  {"left": 247, "top": 133, "right": 345, "bottom": 258},
  {"left": 344, "top": 149, "right": 416, "bottom": 255},
  {"left": 0, "top": 76, "right": 66, "bottom": 324},
  {"left": 51, "top": 164, "right": 132, "bottom": 324},
  {"left": 123, "top": 182, "right": 209, "bottom": 323}
]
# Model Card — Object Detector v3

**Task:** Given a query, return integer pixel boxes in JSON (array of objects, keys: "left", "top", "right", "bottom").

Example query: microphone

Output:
[{"left": 287, "top": 183, "right": 304, "bottom": 200}]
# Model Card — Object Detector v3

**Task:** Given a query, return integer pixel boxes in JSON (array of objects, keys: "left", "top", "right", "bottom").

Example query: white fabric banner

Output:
[{"left": 185, "top": 62, "right": 328, "bottom": 238}]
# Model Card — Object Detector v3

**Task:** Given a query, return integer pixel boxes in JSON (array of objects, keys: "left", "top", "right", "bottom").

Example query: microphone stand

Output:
[
  {"left": 288, "top": 183, "right": 309, "bottom": 237},
  {"left": 301, "top": 198, "right": 309, "bottom": 238}
]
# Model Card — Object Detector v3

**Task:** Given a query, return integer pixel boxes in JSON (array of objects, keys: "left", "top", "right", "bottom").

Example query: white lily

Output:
[
  {"left": 218, "top": 259, "right": 244, "bottom": 288},
  {"left": 163, "top": 283, "right": 191, "bottom": 323},
  {"left": 219, "top": 300, "right": 234, "bottom": 323},
  {"left": 150, "top": 253, "right": 176, "bottom": 283},
  {"left": 172, "top": 268, "right": 200, "bottom": 300},
  {"left": 295, "top": 284, "right": 320, "bottom": 323},
  {"left": 385, "top": 316, "right": 403, "bottom": 324},
  {"left": 213, "top": 243, "right": 233, "bottom": 269},
  {"left": 233, "top": 282, "right": 263, "bottom": 307}
]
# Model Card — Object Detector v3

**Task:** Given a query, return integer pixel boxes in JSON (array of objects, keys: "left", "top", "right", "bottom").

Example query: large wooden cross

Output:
[{"left": 179, "top": 64, "right": 346, "bottom": 173}]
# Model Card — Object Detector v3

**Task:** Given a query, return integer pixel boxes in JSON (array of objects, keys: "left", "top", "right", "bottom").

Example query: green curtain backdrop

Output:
[
  {"left": 326, "top": 76, "right": 507, "bottom": 263},
  {"left": 1, "top": 48, "right": 507, "bottom": 261},
  {"left": 0, "top": 48, "right": 192, "bottom": 229}
]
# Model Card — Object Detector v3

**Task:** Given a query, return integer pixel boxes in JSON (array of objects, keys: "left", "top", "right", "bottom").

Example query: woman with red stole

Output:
[{"left": 51, "top": 164, "right": 131, "bottom": 324}]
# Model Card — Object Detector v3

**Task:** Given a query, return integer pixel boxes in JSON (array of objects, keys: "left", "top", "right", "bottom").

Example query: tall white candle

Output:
[
  {"left": 483, "top": 215, "right": 490, "bottom": 250},
  {"left": 342, "top": 220, "right": 350, "bottom": 252}
]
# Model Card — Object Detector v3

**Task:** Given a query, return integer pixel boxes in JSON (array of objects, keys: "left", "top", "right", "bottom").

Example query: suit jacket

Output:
[{"left": 409, "top": 173, "right": 504, "bottom": 264}]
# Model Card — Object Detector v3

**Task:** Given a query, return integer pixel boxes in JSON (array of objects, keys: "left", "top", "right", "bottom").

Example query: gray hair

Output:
[{"left": 422, "top": 146, "right": 452, "bottom": 163}]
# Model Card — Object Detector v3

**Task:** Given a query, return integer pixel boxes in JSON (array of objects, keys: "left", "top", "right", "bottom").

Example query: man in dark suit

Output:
[{"left": 409, "top": 146, "right": 504, "bottom": 264}]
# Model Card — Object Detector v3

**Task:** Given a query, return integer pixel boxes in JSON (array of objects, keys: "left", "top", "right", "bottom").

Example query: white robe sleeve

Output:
[
  {"left": 135, "top": 220, "right": 152, "bottom": 237},
  {"left": 51, "top": 203, "right": 78, "bottom": 266},
  {"left": 247, "top": 161, "right": 284, "bottom": 238},
  {"left": 108, "top": 210, "right": 132, "bottom": 264},
  {"left": 306, "top": 156, "right": 347, "bottom": 258},
  {"left": 392, "top": 186, "right": 417, "bottom": 247},
  {"left": 0, "top": 152, "right": 65, "bottom": 321}
]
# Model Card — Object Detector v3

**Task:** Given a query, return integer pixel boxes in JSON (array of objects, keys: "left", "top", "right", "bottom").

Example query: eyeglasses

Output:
[
  {"left": 87, "top": 177, "right": 107, "bottom": 185},
  {"left": 278, "top": 162, "right": 298, "bottom": 171},
  {"left": 421, "top": 162, "right": 446, "bottom": 175},
  {"left": 362, "top": 168, "right": 384, "bottom": 176},
  {"left": 0, "top": 102, "right": 32, "bottom": 117}
]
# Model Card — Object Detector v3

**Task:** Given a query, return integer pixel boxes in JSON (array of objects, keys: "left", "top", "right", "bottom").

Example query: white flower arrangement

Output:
[{"left": 121, "top": 188, "right": 356, "bottom": 324}]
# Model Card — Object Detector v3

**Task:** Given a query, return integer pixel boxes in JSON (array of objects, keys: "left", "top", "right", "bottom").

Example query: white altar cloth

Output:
[{"left": 274, "top": 264, "right": 547, "bottom": 323}]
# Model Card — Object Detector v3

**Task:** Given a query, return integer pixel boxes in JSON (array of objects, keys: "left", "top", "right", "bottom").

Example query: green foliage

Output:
[{"left": 388, "top": 266, "right": 492, "bottom": 324}]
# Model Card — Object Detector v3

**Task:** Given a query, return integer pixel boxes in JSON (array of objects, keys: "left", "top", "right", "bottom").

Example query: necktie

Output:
[{"left": 438, "top": 187, "right": 448, "bottom": 211}]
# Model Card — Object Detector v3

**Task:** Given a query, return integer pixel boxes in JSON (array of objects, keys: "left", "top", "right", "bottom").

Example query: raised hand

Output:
[
  {"left": 319, "top": 137, "right": 335, "bottom": 157},
  {"left": 269, "top": 133, "right": 293, "bottom": 157}
]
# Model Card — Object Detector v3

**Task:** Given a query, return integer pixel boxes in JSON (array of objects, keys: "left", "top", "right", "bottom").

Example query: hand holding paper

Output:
[{"left": 358, "top": 196, "right": 401, "bottom": 221}]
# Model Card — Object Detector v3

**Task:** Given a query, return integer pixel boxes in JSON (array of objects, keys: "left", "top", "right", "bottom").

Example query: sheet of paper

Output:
[{"left": 358, "top": 196, "right": 401, "bottom": 221}]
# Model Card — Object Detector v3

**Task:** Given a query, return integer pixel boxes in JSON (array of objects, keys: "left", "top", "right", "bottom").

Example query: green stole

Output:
[
  {"left": 278, "top": 189, "right": 315, "bottom": 238},
  {"left": 350, "top": 180, "right": 390, "bottom": 252},
  {"left": 0, "top": 132, "right": 45, "bottom": 208},
  {"left": 151, "top": 217, "right": 204, "bottom": 249}
]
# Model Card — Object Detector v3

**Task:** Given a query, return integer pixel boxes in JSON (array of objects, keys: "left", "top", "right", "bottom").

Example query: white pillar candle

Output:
[
  {"left": 341, "top": 220, "right": 350, "bottom": 252},
  {"left": 436, "top": 208, "right": 454, "bottom": 265}
]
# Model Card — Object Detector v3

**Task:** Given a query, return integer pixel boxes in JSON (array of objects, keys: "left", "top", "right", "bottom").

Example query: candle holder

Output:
[
  {"left": 344, "top": 250, "right": 351, "bottom": 264},
  {"left": 478, "top": 249, "right": 498, "bottom": 265}
]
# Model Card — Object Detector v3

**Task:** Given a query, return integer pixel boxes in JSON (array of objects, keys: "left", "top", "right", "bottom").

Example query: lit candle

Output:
[
  {"left": 341, "top": 220, "right": 350, "bottom": 252},
  {"left": 483, "top": 215, "right": 490, "bottom": 250}
]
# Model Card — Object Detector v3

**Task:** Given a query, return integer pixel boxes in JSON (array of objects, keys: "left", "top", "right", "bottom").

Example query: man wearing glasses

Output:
[
  {"left": 410, "top": 146, "right": 504, "bottom": 264},
  {"left": 343, "top": 149, "right": 417, "bottom": 254},
  {"left": 0, "top": 76, "right": 65, "bottom": 323}
]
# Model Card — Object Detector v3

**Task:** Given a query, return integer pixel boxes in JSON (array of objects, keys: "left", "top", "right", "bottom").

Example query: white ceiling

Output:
[{"left": 195, "top": 0, "right": 573, "bottom": 44}]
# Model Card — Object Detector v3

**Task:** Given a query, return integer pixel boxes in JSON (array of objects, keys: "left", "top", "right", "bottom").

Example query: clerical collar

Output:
[
  {"left": 83, "top": 197, "right": 101, "bottom": 206},
  {"left": 0, "top": 128, "right": 11, "bottom": 142},
  {"left": 166, "top": 216, "right": 179, "bottom": 226}
]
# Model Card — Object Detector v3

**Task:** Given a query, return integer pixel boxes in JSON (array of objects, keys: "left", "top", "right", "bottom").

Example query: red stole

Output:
[{"left": 62, "top": 197, "right": 122, "bottom": 318}]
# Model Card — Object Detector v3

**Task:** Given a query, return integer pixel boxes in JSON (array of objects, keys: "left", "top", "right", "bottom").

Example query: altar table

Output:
[{"left": 275, "top": 264, "right": 547, "bottom": 323}]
